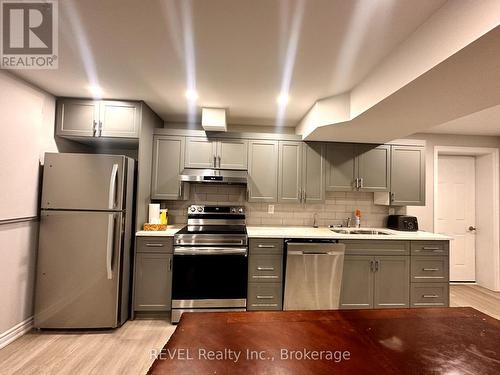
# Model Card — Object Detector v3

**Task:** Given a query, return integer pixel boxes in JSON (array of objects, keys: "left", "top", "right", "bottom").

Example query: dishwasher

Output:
[{"left": 283, "top": 239, "right": 345, "bottom": 310}]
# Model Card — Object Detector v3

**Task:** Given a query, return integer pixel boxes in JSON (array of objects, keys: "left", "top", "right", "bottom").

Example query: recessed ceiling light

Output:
[
  {"left": 185, "top": 89, "right": 199, "bottom": 101},
  {"left": 87, "top": 84, "right": 104, "bottom": 98},
  {"left": 277, "top": 93, "right": 290, "bottom": 105}
]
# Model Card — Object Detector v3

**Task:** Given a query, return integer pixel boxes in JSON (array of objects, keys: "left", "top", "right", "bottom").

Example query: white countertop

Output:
[
  {"left": 136, "top": 225, "right": 451, "bottom": 241},
  {"left": 136, "top": 224, "right": 184, "bottom": 237},
  {"left": 246, "top": 226, "right": 451, "bottom": 241}
]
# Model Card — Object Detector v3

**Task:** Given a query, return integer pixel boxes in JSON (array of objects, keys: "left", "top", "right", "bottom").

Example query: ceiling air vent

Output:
[{"left": 201, "top": 107, "right": 227, "bottom": 132}]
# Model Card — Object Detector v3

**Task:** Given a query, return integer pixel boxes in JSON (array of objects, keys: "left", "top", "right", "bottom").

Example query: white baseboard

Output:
[{"left": 0, "top": 316, "right": 33, "bottom": 350}]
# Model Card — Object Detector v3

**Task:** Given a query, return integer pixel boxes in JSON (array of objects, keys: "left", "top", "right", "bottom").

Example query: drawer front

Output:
[
  {"left": 411, "top": 256, "right": 449, "bottom": 282},
  {"left": 249, "top": 238, "right": 284, "bottom": 254},
  {"left": 137, "top": 237, "right": 173, "bottom": 253},
  {"left": 247, "top": 282, "right": 283, "bottom": 310},
  {"left": 341, "top": 240, "right": 410, "bottom": 256},
  {"left": 410, "top": 283, "right": 449, "bottom": 307},
  {"left": 248, "top": 254, "right": 283, "bottom": 282},
  {"left": 411, "top": 241, "right": 449, "bottom": 256}
]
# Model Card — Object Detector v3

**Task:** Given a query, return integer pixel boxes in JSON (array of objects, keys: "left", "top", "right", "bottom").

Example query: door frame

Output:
[{"left": 433, "top": 146, "right": 500, "bottom": 291}]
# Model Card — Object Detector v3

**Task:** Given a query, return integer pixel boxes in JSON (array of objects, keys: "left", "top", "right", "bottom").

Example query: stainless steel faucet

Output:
[
  {"left": 313, "top": 213, "right": 319, "bottom": 228},
  {"left": 345, "top": 217, "right": 351, "bottom": 228}
]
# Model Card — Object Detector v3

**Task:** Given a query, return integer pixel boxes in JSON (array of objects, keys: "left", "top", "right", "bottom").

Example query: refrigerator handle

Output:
[
  {"left": 108, "top": 164, "right": 119, "bottom": 209},
  {"left": 106, "top": 214, "right": 115, "bottom": 280}
]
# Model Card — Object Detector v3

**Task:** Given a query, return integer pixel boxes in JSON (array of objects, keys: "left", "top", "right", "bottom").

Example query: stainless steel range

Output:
[{"left": 171, "top": 205, "right": 248, "bottom": 323}]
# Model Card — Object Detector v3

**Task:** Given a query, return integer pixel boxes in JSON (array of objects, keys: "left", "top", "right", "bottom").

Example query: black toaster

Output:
[{"left": 387, "top": 215, "right": 419, "bottom": 231}]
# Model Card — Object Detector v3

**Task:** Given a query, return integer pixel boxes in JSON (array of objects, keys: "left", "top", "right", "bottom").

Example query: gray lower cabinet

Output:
[
  {"left": 373, "top": 256, "right": 410, "bottom": 308},
  {"left": 247, "top": 238, "right": 284, "bottom": 311},
  {"left": 339, "top": 255, "right": 374, "bottom": 309},
  {"left": 326, "top": 143, "right": 390, "bottom": 192},
  {"left": 390, "top": 145, "right": 425, "bottom": 206},
  {"left": 302, "top": 142, "right": 326, "bottom": 203},
  {"left": 340, "top": 255, "right": 409, "bottom": 309},
  {"left": 56, "top": 98, "right": 141, "bottom": 139},
  {"left": 278, "top": 141, "right": 302, "bottom": 203},
  {"left": 151, "top": 135, "right": 188, "bottom": 200},
  {"left": 248, "top": 140, "right": 279, "bottom": 202},
  {"left": 133, "top": 237, "right": 173, "bottom": 312}
]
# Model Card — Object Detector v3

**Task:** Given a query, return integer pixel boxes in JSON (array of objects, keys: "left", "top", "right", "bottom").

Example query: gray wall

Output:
[{"left": 159, "top": 185, "right": 404, "bottom": 227}]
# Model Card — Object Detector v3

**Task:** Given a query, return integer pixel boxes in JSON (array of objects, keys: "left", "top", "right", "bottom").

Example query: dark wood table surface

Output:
[{"left": 148, "top": 307, "right": 500, "bottom": 374}]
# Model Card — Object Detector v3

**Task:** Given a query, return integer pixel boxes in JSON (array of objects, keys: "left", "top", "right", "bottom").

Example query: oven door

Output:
[{"left": 172, "top": 247, "right": 248, "bottom": 308}]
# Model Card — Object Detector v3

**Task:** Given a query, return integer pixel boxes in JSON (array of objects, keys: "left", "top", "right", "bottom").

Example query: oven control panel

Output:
[{"left": 187, "top": 205, "right": 245, "bottom": 215}]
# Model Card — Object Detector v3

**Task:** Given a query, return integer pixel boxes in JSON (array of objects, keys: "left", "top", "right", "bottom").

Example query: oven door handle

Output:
[{"left": 174, "top": 247, "right": 248, "bottom": 256}]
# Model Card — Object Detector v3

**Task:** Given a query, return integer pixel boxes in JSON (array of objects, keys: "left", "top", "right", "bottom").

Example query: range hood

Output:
[{"left": 179, "top": 169, "right": 247, "bottom": 184}]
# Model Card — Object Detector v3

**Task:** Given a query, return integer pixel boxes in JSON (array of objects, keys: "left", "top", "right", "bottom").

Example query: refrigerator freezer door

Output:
[
  {"left": 35, "top": 210, "right": 123, "bottom": 328},
  {"left": 41, "top": 153, "right": 127, "bottom": 211}
]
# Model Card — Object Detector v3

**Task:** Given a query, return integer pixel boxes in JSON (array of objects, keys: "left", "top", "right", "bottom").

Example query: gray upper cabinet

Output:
[
  {"left": 184, "top": 137, "right": 216, "bottom": 168},
  {"left": 217, "top": 139, "right": 248, "bottom": 170},
  {"left": 248, "top": 140, "right": 279, "bottom": 202},
  {"left": 302, "top": 142, "right": 326, "bottom": 203},
  {"left": 185, "top": 137, "right": 248, "bottom": 170},
  {"left": 99, "top": 101, "right": 141, "bottom": 138},
  {"left": 356, "top": 144, "right": 390, "bottom": 192},
  {"left": 278, "top": 141, "right": 302, "bottom": 203},
  {"left": 151, "top": 135, "right": 187, "bottom": 200},
  {"left": 373, "top": 256, "right": 410, "bottom": 308},
  {"left": 56, "top": 99, "right": 99, "bottom": 137},
  {"left": 390, "top": 146, "right": 425, "bottom": 206},
  {"left": 56, "top": 98, "right": 141, "bottom": 139},
  {"left": 326, "top": 143, "right": 356, "bottom": 191},
  {"left": 326, "top": 143, "right": 390, "bottom": 192},
  {"left": 340, "top": 255, "right": 374, "bottom": 309}
]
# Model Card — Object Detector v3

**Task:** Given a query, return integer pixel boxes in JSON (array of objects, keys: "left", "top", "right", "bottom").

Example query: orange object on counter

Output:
[{"left": 355, "top": 209, "right": 362, "bottom": 218}]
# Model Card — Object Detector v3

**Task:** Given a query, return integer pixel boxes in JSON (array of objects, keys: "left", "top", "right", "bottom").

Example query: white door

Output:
[{"left": 436, "top": 156, "right": 476, "bottom": 281}]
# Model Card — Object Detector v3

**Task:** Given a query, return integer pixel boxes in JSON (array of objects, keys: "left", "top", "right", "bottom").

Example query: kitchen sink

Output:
[{"left": 330, "top": 228, "right": 393, "bottom": 235}]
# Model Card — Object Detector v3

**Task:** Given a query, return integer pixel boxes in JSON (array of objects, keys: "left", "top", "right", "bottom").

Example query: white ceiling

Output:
[
  {"left": 428, "top": 105, "right": 500, "bottom": 136},
  {"left": 12, "top": 0, "right": 447, "bottom": 127}
]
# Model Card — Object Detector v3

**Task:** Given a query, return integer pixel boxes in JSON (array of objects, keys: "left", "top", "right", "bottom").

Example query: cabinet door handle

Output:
[
  {"left": 213, "top": 155, "right": 217, "bottom": 168},
  {"left": 375, "top": 260, "right": 379, "bottom": 272},
  {"left": 98, "top": 121, "right": 103, "bottom": 137},
  {"left": 370, "top": 260, "right": 374, "bottom": 272},
  {"left": 257, "top": 244, "right": 275, "bottom": 248},
  {"left": 169, "top": 258, "right": 172, "bottom": 271},
  {"left": 257, "top": 266, "right": 275, "bottom": 271},
  {"left": 422, "top": 247, "right": 441, "bottom": 251},
  {"left": 423, "top": 268, "right": 439, "bottom": 272},
  {"left": 354, "top": 178, "right": 359, "bottom": 189},
  {"left": 359, "top": 177, "right": 364, "bottom": 189},
  {"left": 390, "top": 192, "right": 395, "bottom": 202},
  {"left": 178, "top": 183, "right": 182, "bottom": 198},
  {"left": 423, "top": 294, "right": 439, "bottom": 298},
  {"left": 92, "top": 120, "right": 97, "bottom": 137},
  {"left": 256, "top": 295, "right": 274, "bottom": 300},
  {"left": 145, "top": 243, "right": 164, "bottom": 247},
  {"left": 218, "top": 155, "right": 221, "bottom": 168}
]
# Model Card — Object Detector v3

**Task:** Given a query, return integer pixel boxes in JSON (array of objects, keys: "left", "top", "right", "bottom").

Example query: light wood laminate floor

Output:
[
  {"left": 0, "top": 319, "right": 175, "bottom": 375},
  {"left": 450, "top": 284, "right": 500, "bottom": 320},
  {"left": 0, "top": 285, "right": 499, "bottom": 375}
]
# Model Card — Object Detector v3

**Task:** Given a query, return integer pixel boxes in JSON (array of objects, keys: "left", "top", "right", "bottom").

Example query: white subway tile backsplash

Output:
[{"left": 162, "top": 185, "right": 395, "bottom": 227}]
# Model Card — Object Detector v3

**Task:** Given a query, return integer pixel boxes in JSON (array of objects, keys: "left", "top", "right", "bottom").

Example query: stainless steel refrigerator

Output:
[{"left": 34, "top": 153, "right": 135, "bottom": 329}]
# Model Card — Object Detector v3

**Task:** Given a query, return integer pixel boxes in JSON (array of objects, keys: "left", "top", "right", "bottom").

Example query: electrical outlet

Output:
[{"left": 268, "top": 205, "right": 274, "bottom": 214}]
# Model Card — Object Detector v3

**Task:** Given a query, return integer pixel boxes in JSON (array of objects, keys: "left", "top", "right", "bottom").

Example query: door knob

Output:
[{"left": 468, "top": 226, "right": 477, "bottom": 231}]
